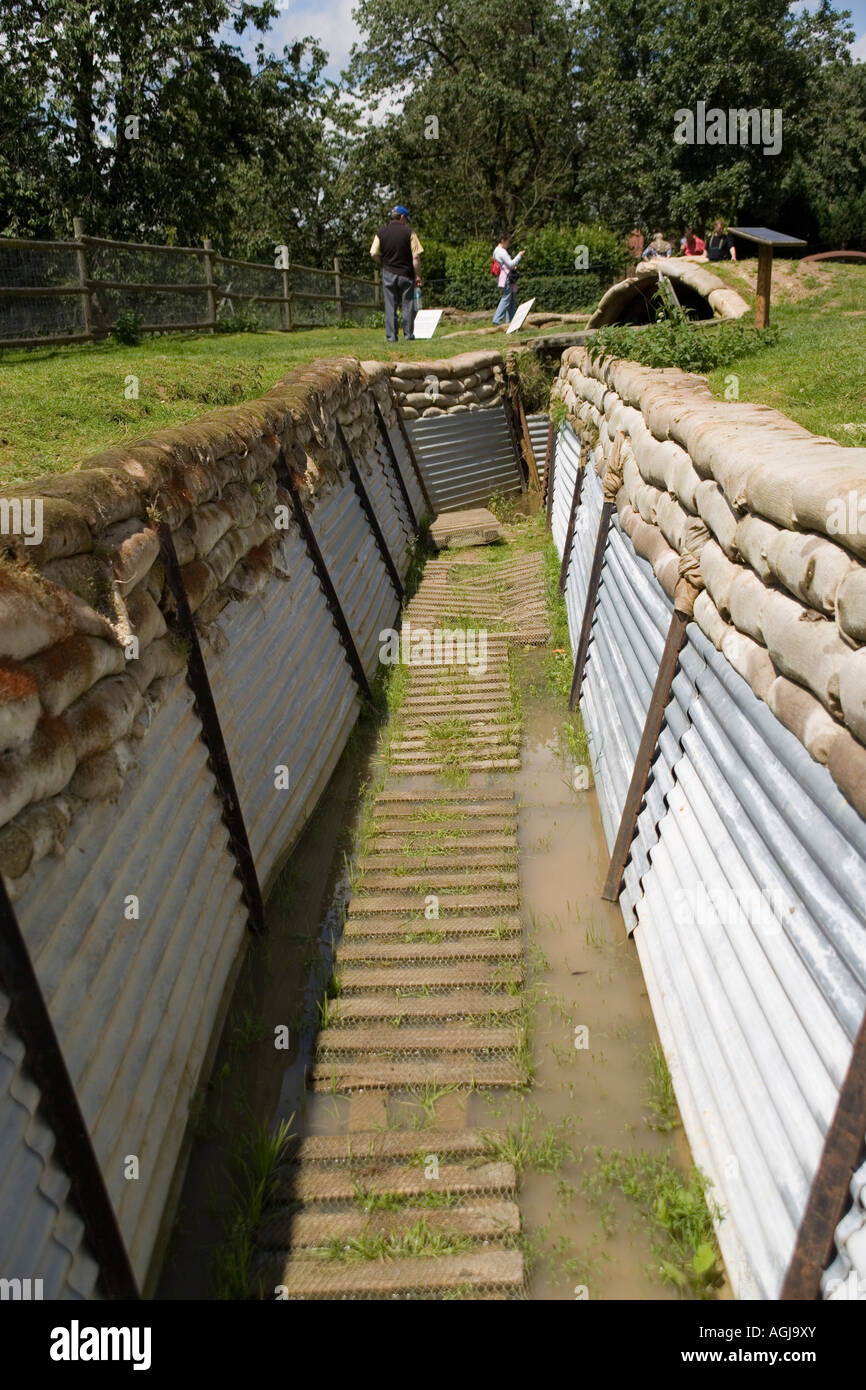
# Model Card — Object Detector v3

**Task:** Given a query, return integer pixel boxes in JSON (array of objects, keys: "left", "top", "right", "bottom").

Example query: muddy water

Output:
[{"left": 477, "top": 649, "right": 692, "bottom": 1300}]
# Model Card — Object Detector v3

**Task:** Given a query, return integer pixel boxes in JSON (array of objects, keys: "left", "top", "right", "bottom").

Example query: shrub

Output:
[
  {"left": 216, "top": 303, "right": 263, "bottom": 333},
  {"left": 110, "top": 310, "right": 144, "bottom": 345},
  {"left": 587, "top": 319, "right": 779, "bottom": 374}
]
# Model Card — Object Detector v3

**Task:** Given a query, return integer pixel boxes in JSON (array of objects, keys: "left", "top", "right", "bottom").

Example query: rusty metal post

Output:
[
  {"left": 543, "top": 421, "right": 556, "bottom": 528},
  {"left": 274, "top": 453, "right": 372, "bottom": 703},
  {"left": 781, "top": 1008, "right": 866, "bottom": 1299},
  {"left": 558, "top": 449, "right": 585, "bottom": 595},
  {"left": 394, "top": 413, "right": 433, "bottom": 517},
  {"left": 373, "top": 398, "right": 417, "bottom": 533},
  {"left": 601, "top": 609, "right": 690, "bottom": 902}
]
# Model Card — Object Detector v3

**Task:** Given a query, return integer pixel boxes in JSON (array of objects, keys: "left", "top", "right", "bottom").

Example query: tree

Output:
[
  {"left": 0, "top": 0, "right": 328, "bottom": 247},
  {"left": 344, "top": 0, "right": 584, "bottom": 240},
  {"left": 575, "top": 0, "right": 857, "bottom": 235}
]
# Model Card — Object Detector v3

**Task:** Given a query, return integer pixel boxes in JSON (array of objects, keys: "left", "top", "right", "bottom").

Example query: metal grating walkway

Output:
[{"left": 252, "top": 543, "right": 549, "bottom": 1298}]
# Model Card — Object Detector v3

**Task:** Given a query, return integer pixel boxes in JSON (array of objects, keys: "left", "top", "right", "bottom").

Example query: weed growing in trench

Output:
[
  {"left": 212, "top": 1115, "right": 295, "bottom": 1300},
  {"left": 312, "top": 1219, "right": 473, "bottom": 1262},
  {"left": 583, "top": 1149, "right": 723, "bottom": 1298},
  {"left": 646, "top": 1042, "right": 680, "bottom": 1133},
  {"left": 351, "top": 1182, "right": 459, "bottom": 1213},
  {"left": 483, "top": 1112, "right": 577, "bottom": 1178}
]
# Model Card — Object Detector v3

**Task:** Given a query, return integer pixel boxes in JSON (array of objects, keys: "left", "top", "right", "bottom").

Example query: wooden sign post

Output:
[{"left": 728, "top": 226, "right": 807, "bottom": 329}]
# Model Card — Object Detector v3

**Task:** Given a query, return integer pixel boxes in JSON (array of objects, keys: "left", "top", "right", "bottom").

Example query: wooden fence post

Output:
[
  {"left": 72, "top": 216, "right": 95, "bottom": 342},
  {"left": 334, "top": 256, "right": 343, "bottom": 320},
  {"left": 282, "top": 259, "right": 293, "bottom": 332},
  {"left": 203, "top": 238, "right": 218, "bottom": 334}
]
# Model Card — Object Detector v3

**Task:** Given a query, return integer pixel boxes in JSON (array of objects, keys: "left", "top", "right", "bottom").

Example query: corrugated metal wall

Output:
[
  {"left": 406, "top": 405, "right": 523, "bottom": 512},
  {"left": 2, "top": 416, "right": 421, "bottom": 1295},
  {"left": 0, "top": 989, "right": 100, "bottom": 1299},
  {"left": 550, "top": 420, "right": 866, "bottom": 1301},
  {"left": 10, "top": 678, "right": 249, "bottom": 1282}
]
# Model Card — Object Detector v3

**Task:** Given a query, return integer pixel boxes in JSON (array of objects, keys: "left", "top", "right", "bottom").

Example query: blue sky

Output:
[{"left": 245, "top": 0, "right": 866, "bottom": 79}]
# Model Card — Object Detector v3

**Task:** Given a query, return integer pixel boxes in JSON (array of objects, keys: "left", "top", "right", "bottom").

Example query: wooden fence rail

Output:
[{"left": 0, "top": 220, "right": 382, "bottom": 347}]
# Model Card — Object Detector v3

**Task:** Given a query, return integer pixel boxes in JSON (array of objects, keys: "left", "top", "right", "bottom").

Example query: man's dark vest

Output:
[{"left": 378, "top": 221, "right": 414, "bottom": 278}]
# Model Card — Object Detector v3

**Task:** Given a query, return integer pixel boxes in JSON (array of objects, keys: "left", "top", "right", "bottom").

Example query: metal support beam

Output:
[
  {"left": 781, "top": 1007, "right": 866, "bottom": 1299},
  {"left": 507, "top": 373, "right": 541, "bottom": 493},
  {"left": 274, "top": 454, "right": 372, "bottom": 703},
  {"left": 543, "top": 421, "right": 556, "bottom": 528},
  {"left": 501, "top": 392, "right": 529, "bottom": 493},
  {"left": 601, "top": 609, "right": 690, "bottom": 902},
  {"left": 558, "top": 453, "right": 585, "bottom": 595},
  {"left": 373, "top": 398, "right": 418, "bottom": 534},
  {"left": 336, "top": 423, "right": 405, "bottom": 605},
  {"left": 158, "top": 523, "right": 265, "bottom": 934},
  {"left": 568, "top": 501, "right": 614, "bottom": 711},
  {"left": 393, "top": 412, "right": 434, "bottom": 517},
  {"left": 0, "top": 876, "right": 140, "bottom": 1299}
]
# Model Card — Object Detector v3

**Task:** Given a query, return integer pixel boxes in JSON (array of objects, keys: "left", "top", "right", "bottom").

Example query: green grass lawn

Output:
[
  {"left": 1, "top": 262, "right": 863, "bottom": 485},
  {"left": 703, "top": 260, "right": 866, "bottom": 447},
  {"left": 0, "top": 323, "right": 550, "bottom": 485}
]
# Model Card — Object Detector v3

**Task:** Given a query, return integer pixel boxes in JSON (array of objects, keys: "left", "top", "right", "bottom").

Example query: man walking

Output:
[{"left": 370, "top": 205, "right": 423, "bottom": 342}]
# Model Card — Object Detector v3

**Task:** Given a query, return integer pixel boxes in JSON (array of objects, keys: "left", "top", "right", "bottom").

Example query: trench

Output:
[{"left": 158, "top": 514, "right": 721, "bottom": 1301}]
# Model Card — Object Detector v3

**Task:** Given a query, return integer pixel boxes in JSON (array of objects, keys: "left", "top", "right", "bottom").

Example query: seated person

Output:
[
  {"left": 707, "top": 221, "right": 737, "bottom": 262},
  {"left": 642, "top": 231, "right": 673, "bottom": 259},
  {"left": 681, "top": 228, "right": 707, "bottom": 259}
]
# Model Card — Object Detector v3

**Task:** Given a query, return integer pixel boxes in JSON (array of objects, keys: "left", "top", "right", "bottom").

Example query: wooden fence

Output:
[{"left": 0, "top": 219, "right": 381, "bottom": 348}]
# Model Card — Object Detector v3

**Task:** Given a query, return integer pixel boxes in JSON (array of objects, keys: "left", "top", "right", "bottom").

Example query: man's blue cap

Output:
[{"left": 392, "top": 204, "right": 410, "bottom": 216}]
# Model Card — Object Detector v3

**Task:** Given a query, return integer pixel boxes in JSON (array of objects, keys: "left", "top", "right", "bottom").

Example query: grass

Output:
[
  {"left": 646, "top": 1042, "right": 680, "bottom": 1133},
  {"left": 351, "top": 1183, "right": 460, "bottom": 1213},
  {"left": 311, "top": 1218, "right": 473, "bottom": 1262},
  {"left": 0, "top": 323, "right": 551, "bottom": 484},
  {"left": 212, "top": 1115, "right": 294, "bottom": 1300},
  {"left": 583, "top": 1149, "right": 724, "bottom": 1299},
  {"left": 702, "top": 260, "right": 866, "bottom": 445},
  {"left": 483, "top": 1113, "right": 577, "bottom": 1178}
]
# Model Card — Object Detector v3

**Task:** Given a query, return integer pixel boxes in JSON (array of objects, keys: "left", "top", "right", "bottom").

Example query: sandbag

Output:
[
  {"left": 767, "top": 530, "right": 856, "bottom": 615},
  {"left": 837, "top": 569, "right": 866, "bottom": 647},
  {"left": 768, "top": 676, "right": 842, "bottom": 765}
]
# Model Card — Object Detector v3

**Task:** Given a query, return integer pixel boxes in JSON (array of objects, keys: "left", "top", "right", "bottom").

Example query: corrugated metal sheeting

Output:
[
  {"left": 406, "top": 405, "right": 523, "bottom": 512},
  {"left": 0, "top": 989, "right": 100, "bottom": 1298},
  {"left": 10, "top": 679, "right": 248, "bottom": 1283},
  {"left": 386, "top": 421, "right": 427, "bottom": 523},
  {"left": 551, "top": 420, "right": 866, "bottom": 1300},
  {"left": 207, "top": 442, "right": 412, "bottom": 896},
  {"left": 526, "top": 413, "right": 550, "bottom": 474},
  {"left": 2, "top": 420, "right": 420, "bottom": 1294}
]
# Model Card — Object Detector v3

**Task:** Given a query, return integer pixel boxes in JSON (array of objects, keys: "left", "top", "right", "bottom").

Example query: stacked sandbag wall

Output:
[
  {"left": 549, "top": 347, "right": 866, "bottom": 1301},
  {"left": 0, "top": 355, "right": 424, "bottom": 1292},
  {"left": 387, "top": 351, "right": 505, "bottom": 420}
]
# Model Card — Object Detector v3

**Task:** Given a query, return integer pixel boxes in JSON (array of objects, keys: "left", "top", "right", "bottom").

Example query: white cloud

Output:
[
  {"left": 852, "top": 31, "right": 866, "bottom": 61},
  {"left": 271, "top": 0, "right": 361, "bottom": 78}
]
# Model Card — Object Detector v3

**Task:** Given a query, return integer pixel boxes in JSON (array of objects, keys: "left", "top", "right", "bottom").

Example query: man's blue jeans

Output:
[
  {"left": 383, "top": 270, "right": 415, "bottom": 341},
  {"left": 493, "top": 284, "right": 516, "bottom": 324}
]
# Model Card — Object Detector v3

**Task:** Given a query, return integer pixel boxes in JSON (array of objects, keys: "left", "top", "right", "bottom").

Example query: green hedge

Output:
[
  {"left": 419, "top": 222, "right": 625, "bottom": 313},
  {"left": 425, "top": 272, "right": 604, "bottom": 313}
]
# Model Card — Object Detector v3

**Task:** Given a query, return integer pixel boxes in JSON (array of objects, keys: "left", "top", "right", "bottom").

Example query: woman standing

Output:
[{"left": 492, "top": 234, "right": 525, "bottom": 326}]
